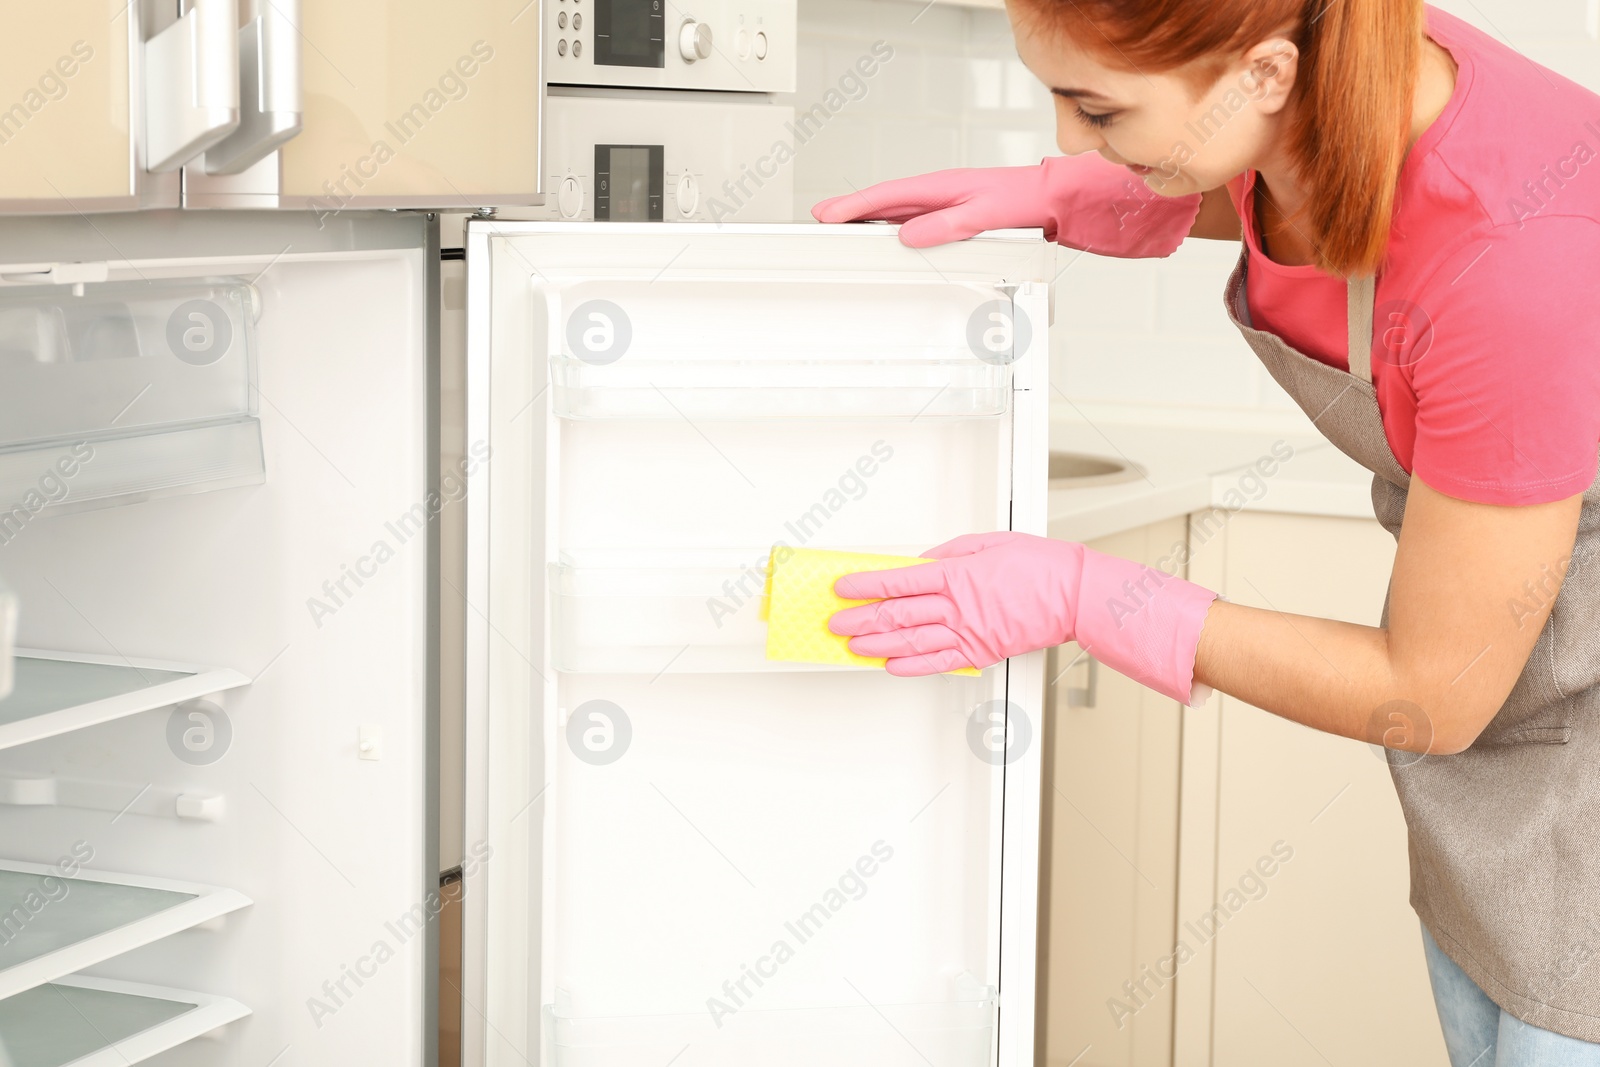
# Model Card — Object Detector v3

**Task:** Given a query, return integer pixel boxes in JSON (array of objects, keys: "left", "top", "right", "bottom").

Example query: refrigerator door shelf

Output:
[
  {"left": 550, "top": 356, "right": 1011, "bottom": 421},
  {"left": 0, "top": 862, "right": 251, "bottom": 1001},
  {"left": 0, "top": 650, "right": 250, "bottom": 753},
  {"left": 550, "top": 549, "right": 962, "bottom": 674},
  {"left": 0, "top": 975, "right": 250, "bottom": 1067},
  {"left": 543, "top": 995, "right": 996, "bottom": 1067}
]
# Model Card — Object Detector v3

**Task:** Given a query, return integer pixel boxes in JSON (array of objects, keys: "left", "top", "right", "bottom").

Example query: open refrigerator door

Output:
[{"left": 463, "top": 222, "right": 1053, "bottom": 1067}]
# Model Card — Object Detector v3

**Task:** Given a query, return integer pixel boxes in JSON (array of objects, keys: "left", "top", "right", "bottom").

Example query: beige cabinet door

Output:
[
  {"left": 1038, "top": 517, "right": 1187, "bottom": 1067},
  {"left": 1178, "top": 511, "right": 1447, "bottom": 1067},
  {"left": 0, "top": 3, "right": 171, "bottom": 212},
  {"left": 186, "top": 0, "right": 544, "bottom": 210}
]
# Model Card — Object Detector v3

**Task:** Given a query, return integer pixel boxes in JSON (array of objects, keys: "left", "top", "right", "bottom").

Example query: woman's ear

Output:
[{"left": 1242, "top": 37, "right": 1299, "bottom": 114}]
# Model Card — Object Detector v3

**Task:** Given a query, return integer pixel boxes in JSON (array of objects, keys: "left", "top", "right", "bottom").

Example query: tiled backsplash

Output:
[{"left": 784, "top": 0, "right": 1600, "bottom": 418}]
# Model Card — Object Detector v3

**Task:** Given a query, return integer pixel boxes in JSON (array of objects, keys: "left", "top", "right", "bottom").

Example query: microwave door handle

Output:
[{"left": 202, "top": 0, "right": 304, "bottom": 175}]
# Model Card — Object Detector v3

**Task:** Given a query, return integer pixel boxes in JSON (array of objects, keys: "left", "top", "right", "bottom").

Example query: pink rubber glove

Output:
[
  {"left": 828, "top": 532, "right": 1220, "bottom": 707},
  {"left": 811, "top": 154, "right": 1202, "bottom": 256}
]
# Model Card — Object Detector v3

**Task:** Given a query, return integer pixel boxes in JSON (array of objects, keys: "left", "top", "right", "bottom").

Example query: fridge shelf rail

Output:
[
  {"left": 0, "top": 861, "right": 251, "bottom": 1001},
  {"left": 549, "top": 356, "right": 1014, "bottom": 421},
  {"left": 0, "top": 649, "right": 250, "bottom": 753},
  {"left": 549, "top": 549, "right": 983, "bottom": 675},
  {"left": 0, "top": 975, "right": 249, "bottom": 1067},
  {"left": 544, "top": 995, "right": 996, "bottom": 1067}
]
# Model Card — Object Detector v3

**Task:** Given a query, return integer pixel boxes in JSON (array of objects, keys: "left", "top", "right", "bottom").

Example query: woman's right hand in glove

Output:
[{"left": 811, "top": 154, "right": 1202, "bottom": 256}]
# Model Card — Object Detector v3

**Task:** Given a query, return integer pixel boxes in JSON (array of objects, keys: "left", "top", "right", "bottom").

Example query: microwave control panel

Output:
[{"left": 547, "top": 0, "right": 795, "bottom": 93}]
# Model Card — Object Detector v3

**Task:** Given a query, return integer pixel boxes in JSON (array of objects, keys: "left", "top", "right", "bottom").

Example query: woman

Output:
[{"left": 816, "top": 2, "right": 1600, "bottom": 1063}]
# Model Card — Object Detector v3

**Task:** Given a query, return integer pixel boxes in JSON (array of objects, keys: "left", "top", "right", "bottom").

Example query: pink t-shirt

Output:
[{"left": 1230, "top": 6, "right": 1600, "bottom": 506}]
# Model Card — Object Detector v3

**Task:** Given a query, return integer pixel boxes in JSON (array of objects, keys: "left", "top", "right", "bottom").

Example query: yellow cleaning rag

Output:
[{"left": 762, "top": 546, "right": 982, "bottom": 675}]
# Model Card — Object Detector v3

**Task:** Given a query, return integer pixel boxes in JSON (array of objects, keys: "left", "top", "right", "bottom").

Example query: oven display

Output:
[
  {"left": 594, "top": 145, "right": 664, "bottom": 221},
  {"left": 595, "top": 0, "right": 665, "bottom": 68}
]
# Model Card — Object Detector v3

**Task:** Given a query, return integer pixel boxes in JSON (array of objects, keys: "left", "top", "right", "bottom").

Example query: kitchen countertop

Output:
[{"left": 1046, "top": 405, "right": 1378, "bottom": 544}]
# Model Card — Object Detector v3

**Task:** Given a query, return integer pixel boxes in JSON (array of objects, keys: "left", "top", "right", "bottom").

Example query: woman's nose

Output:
[{"left": 1055, "top": 118, "right": 1106, "bottom": 157}]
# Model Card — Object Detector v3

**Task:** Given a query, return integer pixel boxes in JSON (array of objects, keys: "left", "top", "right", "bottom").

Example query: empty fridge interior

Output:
[{"left": 0, "top": 213, "right": 435, "bottom": 1066}]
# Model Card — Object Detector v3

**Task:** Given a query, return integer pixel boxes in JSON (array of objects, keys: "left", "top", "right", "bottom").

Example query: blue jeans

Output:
[{"left": 1423, "top": 922, "right": 1600, "bottom": 1066}]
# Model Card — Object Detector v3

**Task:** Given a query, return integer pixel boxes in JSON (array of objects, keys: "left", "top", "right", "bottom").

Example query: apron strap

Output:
[{"left": 1347, "top": 274, "right": 1377, "bottom": 384}]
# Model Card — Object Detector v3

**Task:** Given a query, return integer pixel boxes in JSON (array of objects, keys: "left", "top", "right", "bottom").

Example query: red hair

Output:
[{"left": 1012, "top": 0, "right": 1425, "bottom": 276}]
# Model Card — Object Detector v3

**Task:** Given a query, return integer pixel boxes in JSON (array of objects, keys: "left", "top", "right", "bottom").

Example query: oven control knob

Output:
[
  {"left": 557, "top": 175, "right": 583, "bottom": 219},
  {"left": 679, "top": 20, "right": 713, "bottom": 62},
  {"left": 677, "top": 172, "right": 699, "bottom": 217}
]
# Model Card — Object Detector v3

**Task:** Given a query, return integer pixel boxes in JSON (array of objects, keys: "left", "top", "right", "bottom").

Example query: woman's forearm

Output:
[{"left": 1191, "top": 600, "right": 1450, "bottom": 753}]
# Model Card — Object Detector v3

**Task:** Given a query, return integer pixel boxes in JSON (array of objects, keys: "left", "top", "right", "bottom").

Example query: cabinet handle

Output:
[
  {"left": 146, "top": 0, "right": 242, "bottom": 172},
  {"left": 203, "top": 0, "right": 304, "bottom": 175},
  {"left": 1068, "top": 656, "right": 1099, "bottom": 709}
]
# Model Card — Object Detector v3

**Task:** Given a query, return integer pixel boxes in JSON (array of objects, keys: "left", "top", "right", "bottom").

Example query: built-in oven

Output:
[
  {"left": 535, "top": 88, "right": 795, "bottom": 223},
  {"left": 546, "top": 0, "right": 795, "bottom": 93}
]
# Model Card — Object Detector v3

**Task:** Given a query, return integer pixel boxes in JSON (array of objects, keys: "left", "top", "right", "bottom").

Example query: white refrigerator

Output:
[
  {"left": 462, "top": 222, "right": 1054, "bottom": 1067},
  {"left": 0, "top": 210, "right": 438, "bottom": 1065},
  {"left": 0, "top": 216, "right": 1051, "bottom": 1067}
]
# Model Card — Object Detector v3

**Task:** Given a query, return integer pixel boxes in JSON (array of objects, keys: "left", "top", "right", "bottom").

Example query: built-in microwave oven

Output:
[{"left": 534, "top": 88, "right": 795, "bottom": 223}]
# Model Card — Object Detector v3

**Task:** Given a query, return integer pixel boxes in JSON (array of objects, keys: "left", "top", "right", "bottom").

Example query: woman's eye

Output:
[{"left": 1074, "top": 107, "right": 1115, "bottom": 129}]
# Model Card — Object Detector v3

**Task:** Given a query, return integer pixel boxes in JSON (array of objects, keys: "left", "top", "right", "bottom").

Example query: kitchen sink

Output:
[{"left": 1049, "top": 450, "right": 1145, "bottom": 487}]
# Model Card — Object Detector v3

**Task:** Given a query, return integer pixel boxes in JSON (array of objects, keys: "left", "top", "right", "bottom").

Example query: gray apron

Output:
[{"left": 1223, "top": 245, "right": 1600, "bottom": 1042}]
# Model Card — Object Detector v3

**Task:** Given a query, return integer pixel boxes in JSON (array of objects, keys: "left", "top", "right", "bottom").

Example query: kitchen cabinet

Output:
[
  {"left": 185, "top": 0, "right": 544, "bottom": 210},
  {"left": 1176, "top": 511, "right": 1446, "bottom": 1067},
  {"left": 0, "top": 2, "right": 173, "bottom": 212},
  {"left": 1037, "top": 518, "right": 1187, "bottom": 1067},
  {"left": 1039, "top": 509, "right": 1448, "bottom": 1067},
  {"left": 0, "top": 0, "right": 543, "bottom": 215}
]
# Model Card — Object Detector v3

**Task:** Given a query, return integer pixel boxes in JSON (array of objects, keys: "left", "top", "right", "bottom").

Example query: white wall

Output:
[{"left": 785, "top": 0, "right": 1600, "bottom": 417}]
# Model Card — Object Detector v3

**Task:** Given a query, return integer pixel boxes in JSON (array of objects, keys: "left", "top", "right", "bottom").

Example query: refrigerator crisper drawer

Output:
[
  {"left": 544, "top": 996, "right": 996, "bottom": 1067},
  {"left": 0, "top": 278, "right": 264, "bottom": 513}
]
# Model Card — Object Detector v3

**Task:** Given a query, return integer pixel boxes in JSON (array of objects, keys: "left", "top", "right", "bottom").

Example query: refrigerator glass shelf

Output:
[
  {"left": 0, "top": 861, "right": 251, "bottom": 1001},
  {"left": 550, "top": 549, "right": 957, "bottom": 675},
  {"left": 0, "top": 975, "right": 249, "bottom": 1067},
  {"left": 0, "top": 277, "right": 264, "bottom": 514},
  {"left": 549, "top": 357, "right": 1012, "bottom": 420},
  {"left": 0, "top": 649, "right": 250, "bottom": 752},
  {"left": 0, "top": 575, "right": 14, "bottom": 700},
  {"left": 544, "top": 996, "right": 996, "bottom": 1067}
]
